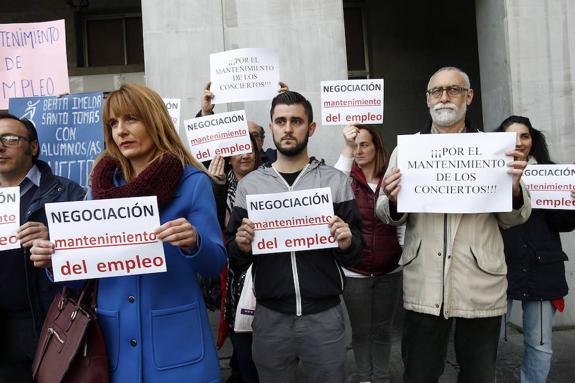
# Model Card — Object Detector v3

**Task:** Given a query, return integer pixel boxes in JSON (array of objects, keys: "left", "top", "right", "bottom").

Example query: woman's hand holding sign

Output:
[
  {"left": 30, "top": 240, "right": 55, "bottom": 268},
  {"left": 236, "top": 218, "right": 255, "bottom": 253},
  {"left": 155, "top": 218, "right": 198, "bottom": 251}
]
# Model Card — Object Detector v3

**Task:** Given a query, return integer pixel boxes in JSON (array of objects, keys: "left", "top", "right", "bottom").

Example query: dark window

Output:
[
  {"left": 344, "top": 4, "right": 369, "bottom": 79},
  {"left": 82, "top": 14, "right": 144, "bottom": 67}
]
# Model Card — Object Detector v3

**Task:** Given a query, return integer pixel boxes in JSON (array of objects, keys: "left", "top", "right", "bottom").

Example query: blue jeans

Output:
[
  {"left": 343, "top": 272, "right": 402, "bottom": 383},
  {"left": 506, "top": 300, "right": 555, "bottom": 383}
]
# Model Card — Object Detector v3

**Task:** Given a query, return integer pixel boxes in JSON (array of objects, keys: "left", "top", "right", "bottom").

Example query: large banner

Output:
[
  {"left": 523, "top": 164, "right": 575, "bottom": 210},
  {"left": 210, "top": 48, "right": 280, "bottom": 104},
  {"left": 0, "top": 19, "right": 69, "bottom": 109},
  {"left": 46, "top": 197, "right": 166, "bottom": 282},
  {"left": 184, "top": 110, "right": 252, "bottom": 162},
  {"left": 0, "top": 187, "right": 20, "bottom": 251},
  {"left": 321, "top": 79, "right": 384, "bottom": 125},
  {"left": 247, "top": 188, "right": 337, "bottom": 255},
  {"left": 9, "top": 92, "right": 104, "bottom": 189},
  {"left": 397, "top": 132, "right": 516, "bottom": 213}
]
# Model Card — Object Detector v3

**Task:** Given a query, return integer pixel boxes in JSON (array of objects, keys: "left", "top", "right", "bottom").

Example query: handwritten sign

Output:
[
  {"left": 184, "top": 110, "right": 252, "bottom": 162},
  {"left": 321, "top": 79, "right": 384, "bottom": 125},
  {"left": 247, "top": 188, "right": 337, "bottom": 255},
  {"left": 0, "top": 19, "right": 69, "bottom": 109},
  {"left": 397, "top": 132, "right": 515, "bottom": 213},
  {"left": 0, "top": 187, "right": 20, "bottom": 251},
  {"left": 163, "top": 98, "right": 181, "bottom": 130},
  {"left": 210, "top": 48, "right": 280, "bottom": 104},
  {"left": 46, "top": 196, "right": 166, "bottom": 282},
  {"left": 523, "top": 164, "right": 575, "bottom": 210},
  {"left": 9, "top": 92, "right": 104, "bottom": 189}
]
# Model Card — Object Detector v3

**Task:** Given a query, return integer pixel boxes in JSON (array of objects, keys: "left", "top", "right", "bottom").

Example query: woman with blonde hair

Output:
[{"left": 31, "top": 83, "right": 227, "bottom": 382}]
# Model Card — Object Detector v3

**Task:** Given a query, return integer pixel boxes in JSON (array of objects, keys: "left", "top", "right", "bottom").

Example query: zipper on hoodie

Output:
[
  {"left": 271, "top": 164, "right": 310, "bottom": 317},
  {"left": 441, "top": 214, "right": 447, "bottom": 316}
]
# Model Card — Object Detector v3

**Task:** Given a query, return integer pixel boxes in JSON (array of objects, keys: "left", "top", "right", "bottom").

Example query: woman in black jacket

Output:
[{"left": 497, "top": 115, "right": 575, "bottom": 383}]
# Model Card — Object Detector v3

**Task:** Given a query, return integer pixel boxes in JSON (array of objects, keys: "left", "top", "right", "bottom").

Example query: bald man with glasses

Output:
[{"left": 376, "top": 67, "right": 531, "bottom": 383}]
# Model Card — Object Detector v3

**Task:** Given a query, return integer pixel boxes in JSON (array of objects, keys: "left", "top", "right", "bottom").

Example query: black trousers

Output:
[
  {"left": 229, "top": 331, "right": 259, "bottom": 383},
  {"left": 0, "top": 314, "right": 36, "bottom": 383},
  {"left": 402, "top": 310, "right": 501, "bottom": 383}
]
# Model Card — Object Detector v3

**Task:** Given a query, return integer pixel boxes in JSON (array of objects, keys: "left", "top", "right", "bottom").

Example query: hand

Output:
[
  {"left": 208, "top": 155, "right": 226, "bottom": 185},
  {"left": 328, "top": 216, "right": 352, "bottom": 251},
  {"left": 343, "top": 124, "right": 358, "bottom": 147},
  {"left": 201, "top": 81, "right": 215, "bottom": 116},
  {"left": 278, "top": 81, "right": 289, "bottom": 93},
  {"left": 571, "top": 190, "right": 575, "bottom": 199},
  {"left": 155, "top": 218, "right": 198, "bottom": 250},
  {"left": 235, "top": 218, "right": 255, "bottom": 253},
  {"left": 383, "top": 168, "right": 401, "bottom": 203},
  {"left": 30, "top": 239, "right": 55, "bottom": 268},
  {"left": 17, "top": 221, "right": 49, "bottom": 248},
  {"left": 506, "top": 150, "right": 528, "bottom": 197}
]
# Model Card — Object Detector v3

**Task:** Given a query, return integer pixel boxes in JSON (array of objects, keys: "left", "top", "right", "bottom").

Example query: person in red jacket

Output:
[{"left": 334, "top": 124, "right": 403, "bottom": 383}]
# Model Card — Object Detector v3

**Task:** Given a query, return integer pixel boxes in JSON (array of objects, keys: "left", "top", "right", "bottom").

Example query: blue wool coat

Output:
[{"left": 94, "top": 166, "right": 227, "bottom": 382}]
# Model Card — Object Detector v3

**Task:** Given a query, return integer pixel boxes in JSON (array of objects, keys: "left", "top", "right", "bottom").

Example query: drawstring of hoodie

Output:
[{"left": 540, "top": 300, "right": 544, "bottom": 346}]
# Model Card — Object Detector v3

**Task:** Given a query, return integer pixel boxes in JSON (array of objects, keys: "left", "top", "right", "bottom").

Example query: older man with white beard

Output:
[{"left": 376, "top": 67, "right": 531, "bottom": 383}]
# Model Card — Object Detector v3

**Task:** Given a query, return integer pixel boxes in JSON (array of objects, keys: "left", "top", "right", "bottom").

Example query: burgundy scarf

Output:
[{"left": 91, "top": 154, "right": 183, "bottom": 209}]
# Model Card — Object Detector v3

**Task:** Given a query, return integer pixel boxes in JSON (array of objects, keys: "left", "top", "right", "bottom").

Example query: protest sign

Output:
[
  {"left": 9, "top": 92, "right": 104, "bottom": 189},
  {"left": 523, "top": 164, "right": 575, "bottom": 210},
  {"left": 163, "top": 98, "right": 181, "bottom": 130},
  {"left": 0, "top": 19, "right": 69, "bottom": 109},
  {"left": 45, "top": 196, "right": 166, "bottom": 282},
  {"left": 247, "top": 187, "right": 337, "bottom": 255},
  {"left": 397, "top": 132, "right": 515, "bottom": 213},
  {"left": 184, "top": 110, "right": 252, "bottom": 161},
  {"left": 321, "top": 79, "right": 384, "bottom": 125},
  {"left": 0, "top": 187, "right": 20, "bottom": 251},
  {"left": 210, "top": 48, "right": 280, "bottom": 104}
]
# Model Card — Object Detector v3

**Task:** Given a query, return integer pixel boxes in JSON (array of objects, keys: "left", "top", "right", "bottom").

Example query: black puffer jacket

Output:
[{"left": 502, "top": 208, "right": 575, "bottom": 301}]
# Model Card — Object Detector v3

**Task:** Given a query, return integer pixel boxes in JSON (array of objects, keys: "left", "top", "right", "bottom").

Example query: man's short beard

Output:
[
  {"left": 274, "top": 134, "right": 309, "bottom": 157},
  {"left": 430, "top": 102, "right": 467, "bottom": 127}
]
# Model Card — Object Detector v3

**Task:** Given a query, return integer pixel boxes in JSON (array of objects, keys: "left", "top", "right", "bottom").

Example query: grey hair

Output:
[{"left": 427, "top": 66, "right": 471, "bottom": 90}]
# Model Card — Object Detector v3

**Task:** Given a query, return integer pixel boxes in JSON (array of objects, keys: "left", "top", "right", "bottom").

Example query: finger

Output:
[
  {"left": 154, "top": 218, "right": 189, "bottom": 237},
  {"left": 205, "top": 81, "right": 211, "bottom": 91}
]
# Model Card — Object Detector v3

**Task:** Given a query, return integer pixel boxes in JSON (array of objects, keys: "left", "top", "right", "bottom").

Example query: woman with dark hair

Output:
[
  {"left": 334, "top": 124, "right": 403, "bottom": 383},
  {"left": 30, "top": 83, "right": 227, "bottom": 382},
  {"left": 497, "top": 115, "right": 575, "bottom": 383},
  {"left": 208, "top": 135, "right": 262, "bottom": 383}
]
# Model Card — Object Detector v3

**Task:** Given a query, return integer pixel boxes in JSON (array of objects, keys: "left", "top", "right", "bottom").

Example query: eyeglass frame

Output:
[
  {"left": 426, "top": 85, "right": 469, "bottom": 99},
  {"left": 0, "top": 134, "right": 33, "bottom": 147}
]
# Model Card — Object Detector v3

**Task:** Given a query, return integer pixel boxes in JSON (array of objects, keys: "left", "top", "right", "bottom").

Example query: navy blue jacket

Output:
[
  {"left": 2, "top": 160, "right": 85, "bottom": 336},
  {"left": 502, "top": 208, "right": 575, "bottom": 301}
]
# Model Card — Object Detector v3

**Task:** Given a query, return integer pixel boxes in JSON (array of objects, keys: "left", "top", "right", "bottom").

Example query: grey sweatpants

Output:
[{"left": 251, "top": 303, "right": 346, "bottom": 383}]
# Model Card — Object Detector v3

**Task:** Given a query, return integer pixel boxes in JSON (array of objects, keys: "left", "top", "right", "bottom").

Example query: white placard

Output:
[
  {"left": 321, "top": 79, "right": 384, "bottom": 125},
  {"left": 210, "top": 48, "right": 280, "bottom": 104},
  {"left": 163, "top": 98, "right": 181, "bottom": 130},
  {"left": 397, "top": 132, "right": 515, "bottom": 213},
  {"left": 0, "top": 187, "right": 20, "bottom": 251},
  {"left": 247, "top": 187, "right": 337, "bottom": 255},
  {"left": 46, "top": 196, "right": 166, "bottom": 282},
  {"left": 184, "top": 110, "right": 252, "bottom": 162},
  {"left": 523, "top": 164, "right": 575, "bottom": 210}
]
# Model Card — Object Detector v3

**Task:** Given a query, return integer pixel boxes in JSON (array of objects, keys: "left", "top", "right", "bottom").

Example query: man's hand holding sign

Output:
[{"left": 384, "top": 132, "right": 528, "bottom": 213}]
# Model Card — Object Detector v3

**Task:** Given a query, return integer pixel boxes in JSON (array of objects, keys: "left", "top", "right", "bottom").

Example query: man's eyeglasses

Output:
[
  {"left": 426, "top": 86, "right": 468, "bottom": 99},
  {"left": 0, "top": 134, "right": 32, "bottom": 147}
]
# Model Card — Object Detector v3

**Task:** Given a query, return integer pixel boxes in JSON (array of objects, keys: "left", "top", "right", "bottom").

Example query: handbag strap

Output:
[{"left": 76, "top": 280, "right": 99, "bottom": 312}]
